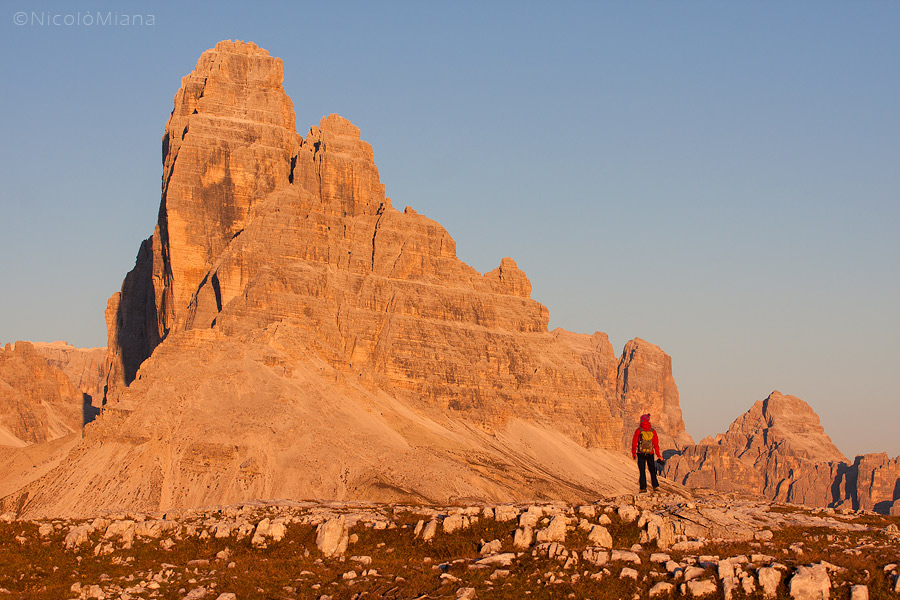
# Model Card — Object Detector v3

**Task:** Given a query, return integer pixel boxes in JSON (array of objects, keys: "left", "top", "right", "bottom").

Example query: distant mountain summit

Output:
[
  {"left": 665, "top": 391, "right": 900, "bottom": 514},
  {"left": 1, "top": 41, "right": 694, "bottom": 518}
]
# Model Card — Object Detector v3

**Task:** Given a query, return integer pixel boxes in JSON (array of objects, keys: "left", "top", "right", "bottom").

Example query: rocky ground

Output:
[{"left": 1, "top": 491, "right": 899, "bottom": 600}]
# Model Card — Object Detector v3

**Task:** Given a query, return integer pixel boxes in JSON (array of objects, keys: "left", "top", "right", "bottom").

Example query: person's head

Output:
[{"left": 640, "top": 413, "right": 651, "bottom": 429}]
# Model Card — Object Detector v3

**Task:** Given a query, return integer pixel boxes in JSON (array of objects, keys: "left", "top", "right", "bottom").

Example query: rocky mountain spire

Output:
[
  {"left": 105, "top": 40, "right": 302, "bottom": 396},
  {"left": 1, "top": 41, "right": 651, "bottom": 517}
]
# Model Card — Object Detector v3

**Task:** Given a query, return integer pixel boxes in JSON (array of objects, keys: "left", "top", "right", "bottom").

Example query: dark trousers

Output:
[{"left": 637, "top": 453, "right": 659, "bottom": 490}]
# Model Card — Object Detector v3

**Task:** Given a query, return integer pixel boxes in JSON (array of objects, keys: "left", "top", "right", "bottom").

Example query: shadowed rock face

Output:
[
  {"left": 2, "top": 40, "right": 694, "bottom": 518},
  {"left": 847, "top": 453, "right": 900, "bottom": 513}
]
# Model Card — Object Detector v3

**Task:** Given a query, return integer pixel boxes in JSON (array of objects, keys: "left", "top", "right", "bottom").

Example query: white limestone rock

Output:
[
  {"left": 492, "top": 505, "right": 516, "bottom": 522},
  {"left": 758, "top": 566, "right": 782, "bottom": 599},
  {"left": 513, "top": 525, "right": 533, "bottom": 550},
  {"left": 587, "top": 524, "right": 613, "bottom": 548},
  {"left": 316, "top": 516, "right": 349, "bottom": 557},
  {"left": 789, "top": 564, "right": 830, "bottom": 600},
  {"left": 610, "top": 549, "right": 641, "bottom": 565},
  {"left": 849, "top": 584, "right": 869, "bottom": 600},
  {"left": 687, "top": 578, "right": 718, "bottom": 597}
]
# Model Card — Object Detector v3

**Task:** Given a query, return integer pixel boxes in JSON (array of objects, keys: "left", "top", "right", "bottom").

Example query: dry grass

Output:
[{"left": 1, "top": 505, "right": 898, "bottom": 600}]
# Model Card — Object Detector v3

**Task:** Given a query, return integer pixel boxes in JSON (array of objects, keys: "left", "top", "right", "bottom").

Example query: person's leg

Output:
[
  {"left": 637, "top": 454, "right": 648, "bottom": 491},
  {"left": 649, "top": 456, "right": 659, "bottom": 489}
]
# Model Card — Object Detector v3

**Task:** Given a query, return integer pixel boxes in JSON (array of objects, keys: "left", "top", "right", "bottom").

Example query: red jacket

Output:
[{"left": 631, "top": 421, "right": 662, "bottom": 459}]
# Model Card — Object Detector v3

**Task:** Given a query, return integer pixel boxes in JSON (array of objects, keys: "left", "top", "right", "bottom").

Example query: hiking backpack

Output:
[{"left": 638, "top": 429, "right": 655, "bottom": 454}]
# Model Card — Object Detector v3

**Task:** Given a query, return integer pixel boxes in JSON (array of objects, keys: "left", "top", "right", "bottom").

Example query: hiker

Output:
[{"left": 631, "top": 413, "right": 664, "bottom": 492}]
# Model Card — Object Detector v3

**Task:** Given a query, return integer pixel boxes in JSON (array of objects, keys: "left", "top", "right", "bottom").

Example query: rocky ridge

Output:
[
  {"left": 665, "top": 391, "right": 900, "bottom": 515},
  {"left": 1, "top": 494, "right": 898, "bottom": 600}
]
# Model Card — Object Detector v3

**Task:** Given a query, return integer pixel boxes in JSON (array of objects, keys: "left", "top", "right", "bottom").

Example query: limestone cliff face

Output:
[
  {"left": 665, "top": 391, "right": 900, "bottom": 513},
  {"left": 29, "top": 342, "right": 106, "bottom": 404},
  {"left": 100, "top": 40, "right": 625, "bottom": 451},
  {"left": 0, "top": 342, "right": 84, "bottom": 446},
  {"left": 2, "top": 40, "right": 676, "bottom": 518},
  {"left": 552, "top": 333, "right": 693, "bottom": 453},
  {"left": 105, "top": 40, "right": 302, "bottom": 394},
  {"left": 614, "top": 338, "right": 694, "bottom": 453},
  {"left": 840, "top": 453, "right": 900, "bottom": 513}
]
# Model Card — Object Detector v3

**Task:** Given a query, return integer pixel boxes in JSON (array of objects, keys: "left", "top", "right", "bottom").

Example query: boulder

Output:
[
  {"left": 64, "top": 524, "right": 94, "bottom": 550},
  {"left": 513, "top": 526, "right": 533, "bottom": 550},
  {"left": 420, "top": 519, "right": 438, "bottom": 542},
  {"left": 687, "top": 579, "right": 718, "bottom": 597},
  {"left": 789, "top": 564, "right": 830, "bottom": 600},
  {"left": 587, "top": 524, "right": 612, "bottom": 548},
  {"left": 849, "top": 584, "right": 868, "bottom": 600},
  {"left": 758, "top": 566, "right": 782, "bottom": 599},
  {"left": 535, "top": 515, "right": 567, "bottom": 543},
  {"left": 316, "top": 516, "right": 349, "bottom": 557}
]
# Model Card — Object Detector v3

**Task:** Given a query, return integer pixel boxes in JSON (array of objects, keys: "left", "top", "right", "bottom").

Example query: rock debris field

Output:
[{"left": 2, "top": 492, "right": 899, "bottom": 600}]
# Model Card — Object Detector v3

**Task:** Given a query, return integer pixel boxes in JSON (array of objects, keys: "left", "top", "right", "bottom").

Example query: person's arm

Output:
[
  {"left": 631, "top": 429, "right": 639, "bottom": 459},
  {"left": 653, "top": 430, "right": 663, "bottom": 460}
]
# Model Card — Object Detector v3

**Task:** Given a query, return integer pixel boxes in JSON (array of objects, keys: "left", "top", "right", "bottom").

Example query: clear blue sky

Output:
[{"left": 2, "top": 1, "right": 898, "bottom": 459}]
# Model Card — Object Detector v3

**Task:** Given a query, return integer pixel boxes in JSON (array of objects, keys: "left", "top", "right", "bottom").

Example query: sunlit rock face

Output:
[
  {"left": 3, "top": 40, "right": 701, "bottom": 518},
  {"left": 0, "top": 342, "right": 85, "bottom": 446},
  {"left": 665, "top": 391, "right": 848, "bottom": 502},
  {"left": 664, "top": 391, "right": 900, "bottom": 514}
]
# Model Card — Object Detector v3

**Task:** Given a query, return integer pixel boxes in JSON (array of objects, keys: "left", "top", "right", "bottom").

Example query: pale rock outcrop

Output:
[
  {"left": 535, "top": 515, "right": 567, "bottom": 543},
  {"left": 610, "top": 549, "right": 641, "bottom": 565},
  {"left": 519, "top": 507, "right": 544, "bottom": 529},
  {"left": 789, "top": 564, "right": 830, "bottom": 600},
  {"left": 493, "top": 505, "right": 518, "bottom": 522},
  {"left": 686, "top": 579, "right": 718, "bottom": 597},
  {"left": 64, "top": 524, "right": 94, "bottom": 550},
  {"left": 513, "top": 526, "right": 533, "bottom": 550},
  {"left": 617, "top": 505, "right": 640, "bottom": 523},
  {"left": 850, "top": 584, "right": 869, "bottom": 600},
  {"left": 443, "top": 513, "right": 472, "bottom": 534},
  {"left": 316, "top": 516, "right": 349, "bottom": 557},
  {"left": 582, "top": 547, "right": 608, "bottom": 566},
  {"left": 587, "top": 524, "right": 612, "bottom": 548},
  {"left": 251, "top": 517, "right": 286, "bottom": 547},
  {"left": 420, "top": 519, "right": 438, "bottom": 542}
]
